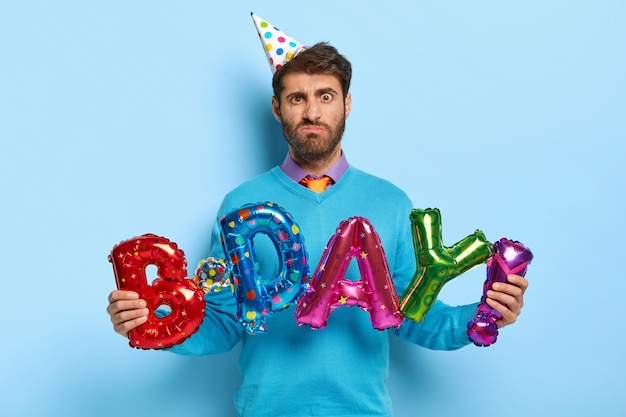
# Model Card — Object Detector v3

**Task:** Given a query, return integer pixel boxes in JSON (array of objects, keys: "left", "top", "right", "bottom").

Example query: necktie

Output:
[{"left": 299, "top": 176, "right": 332, "bottom": 193}]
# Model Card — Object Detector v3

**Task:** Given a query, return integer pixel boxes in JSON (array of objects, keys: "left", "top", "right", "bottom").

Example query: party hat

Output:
[{"left": 251, "top": 12, "right": 305, "bottom": 74}]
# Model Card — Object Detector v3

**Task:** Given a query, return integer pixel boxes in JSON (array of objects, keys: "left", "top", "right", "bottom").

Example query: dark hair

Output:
[{"left": 272, "top": 42, "right": 352, "bottom": 101}]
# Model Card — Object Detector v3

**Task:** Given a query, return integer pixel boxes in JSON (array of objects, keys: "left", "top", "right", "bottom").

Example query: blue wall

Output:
[{"left": 1, "top": 1, "right": 624, "bottom": 416}]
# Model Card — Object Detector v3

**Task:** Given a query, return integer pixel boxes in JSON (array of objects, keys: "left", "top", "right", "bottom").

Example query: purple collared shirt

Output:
[{"left": 280, "top": 152, "right": 349, "bottom": 186}]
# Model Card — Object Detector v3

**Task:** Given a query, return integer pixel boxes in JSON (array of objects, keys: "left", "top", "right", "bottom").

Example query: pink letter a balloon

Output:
[{"left": 295, "top": 217, "right": 404, "bottom": 330}]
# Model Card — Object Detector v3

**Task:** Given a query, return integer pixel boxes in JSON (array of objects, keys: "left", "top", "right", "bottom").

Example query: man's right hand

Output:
[{"left": 106, "top": 290, "right": 149, "bottom": 337}]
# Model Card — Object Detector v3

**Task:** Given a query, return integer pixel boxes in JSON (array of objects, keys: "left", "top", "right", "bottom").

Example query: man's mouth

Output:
[{"left": 300, "top": 123, "right": 327, "bottom": 134}]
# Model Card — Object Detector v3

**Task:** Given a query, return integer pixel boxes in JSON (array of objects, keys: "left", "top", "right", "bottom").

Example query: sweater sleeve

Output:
[
  {"left": 166, "top": 214, "right": 244, "bottom": 356},
  {"left": 392, "top": 300, "right": 477, "bottom": 350}
]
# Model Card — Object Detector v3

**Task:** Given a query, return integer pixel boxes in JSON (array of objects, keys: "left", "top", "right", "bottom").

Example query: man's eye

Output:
[
  {"left": 321, "top": 94, "right": 333, "bottom": 102},
  {"left": 291, "top": 96, "right": 303, "bottom": 103}
]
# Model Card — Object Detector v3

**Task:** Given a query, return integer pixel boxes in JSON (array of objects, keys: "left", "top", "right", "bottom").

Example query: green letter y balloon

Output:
[{"left": 399, "top": 208, "right": 493, "bottom": 322}]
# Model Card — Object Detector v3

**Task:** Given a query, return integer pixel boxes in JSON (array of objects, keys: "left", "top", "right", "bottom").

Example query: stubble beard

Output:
[{"left": 281, "top": 116, "right": 346, "bottom": 163}]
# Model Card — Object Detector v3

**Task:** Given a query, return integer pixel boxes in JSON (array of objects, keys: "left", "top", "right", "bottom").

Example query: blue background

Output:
[{"left": 1, "top": 1, "right": 625, "bottom": 416}]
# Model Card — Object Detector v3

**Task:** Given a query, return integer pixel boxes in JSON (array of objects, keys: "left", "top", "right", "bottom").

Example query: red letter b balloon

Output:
[{"left": 108, "top": 234, "right": 205, "bottom": 349}]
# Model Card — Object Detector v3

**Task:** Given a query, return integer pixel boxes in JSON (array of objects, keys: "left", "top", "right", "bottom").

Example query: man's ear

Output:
[
  {"left": 271, "top": 96, "right": 282, "bottom": 123},
  {"left": 344, "top": 92, "right": 352, "bottom": 119}
]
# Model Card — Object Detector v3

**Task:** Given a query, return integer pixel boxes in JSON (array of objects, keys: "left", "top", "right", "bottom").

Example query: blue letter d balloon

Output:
[{"left": 220, "top": 202, "right": 309, "bottom": 334}]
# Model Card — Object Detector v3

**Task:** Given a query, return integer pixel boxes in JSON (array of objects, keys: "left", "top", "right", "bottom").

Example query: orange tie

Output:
[{"left": 299, "top": 176, "right": 332, "bottom": 193}]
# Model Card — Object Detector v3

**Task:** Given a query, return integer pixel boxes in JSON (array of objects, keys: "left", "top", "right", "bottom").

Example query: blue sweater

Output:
[{"left": 169, "top": 166, "right": 476, "bottom": 417}]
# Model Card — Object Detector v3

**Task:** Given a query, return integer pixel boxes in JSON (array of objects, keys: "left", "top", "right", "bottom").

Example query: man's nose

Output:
[{"left": 304, "top": 100, "right": 321, "bottom": 121}]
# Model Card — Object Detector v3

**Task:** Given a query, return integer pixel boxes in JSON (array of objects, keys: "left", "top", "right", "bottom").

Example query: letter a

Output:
[{"left": 295, "top": 217, "right": 404, "bottom": 330}]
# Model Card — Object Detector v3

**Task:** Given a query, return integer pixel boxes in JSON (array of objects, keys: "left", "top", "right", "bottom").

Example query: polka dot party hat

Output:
[{"left": 251, "top": 12, "right": 306, "bottom": 74}]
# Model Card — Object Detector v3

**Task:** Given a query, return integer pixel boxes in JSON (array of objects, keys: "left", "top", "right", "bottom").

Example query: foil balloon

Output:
[
  {"left": 194, "top": 257, "right": 234, "bottom": 294},
  {"left": 399, "top": 208, "right": 493, "bottom": 323},
  {"left": 295, "top": 217, "right": 404, "bottom": 330},
  {"left": 108, "top": 234, "right": 205, "bottom": 349},
  {"left": 467, "top": 238, "right": 534, "bottom": 346},
  {"left": 220, "top": 202, "right": 309, "bottom": 334}
]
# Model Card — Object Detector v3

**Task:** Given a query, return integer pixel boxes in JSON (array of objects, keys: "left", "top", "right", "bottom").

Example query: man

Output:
[{"left": 107, "top": 42, "right": 527, "bottom": 416}]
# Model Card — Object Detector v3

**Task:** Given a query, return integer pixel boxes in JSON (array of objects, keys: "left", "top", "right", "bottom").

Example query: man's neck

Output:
[{"left": 290, "top": 148, "right": 342, "bottom": 176}]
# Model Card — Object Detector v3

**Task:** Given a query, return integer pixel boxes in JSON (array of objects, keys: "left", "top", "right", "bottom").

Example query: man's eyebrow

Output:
[
  {"left": 317, "top": 87, "right": 339, "bottom": 95},
  {"left": 284, "top": 87, "right": 339, "bottom": 100},
  {"left": 285, "top": 90, "right": 305, "bottom": 100}
]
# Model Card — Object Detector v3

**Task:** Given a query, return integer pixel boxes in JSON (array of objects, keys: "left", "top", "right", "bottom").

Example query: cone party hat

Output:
[{"left": 251, "top": 13, "right": 305, "bottom": 74}]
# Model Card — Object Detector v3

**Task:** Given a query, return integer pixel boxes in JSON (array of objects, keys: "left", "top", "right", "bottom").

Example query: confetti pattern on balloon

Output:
[
  {"left": 467, "top": 238, "right": 534, "bottom": 346},
  {"left": 251, "top": 12, "right": 306, "bottom": 74},
  {"left": 220, "top": 202, "right": 309, "bottom": 334},
  {"left": 399, "top": 208, "right": 494, "bottom": 323},
  {"left": 108, "top": 234, "right": 205, "bottom": 350},
  {"left": 194, "top": 257, "right": 234, "bottom": 294}
]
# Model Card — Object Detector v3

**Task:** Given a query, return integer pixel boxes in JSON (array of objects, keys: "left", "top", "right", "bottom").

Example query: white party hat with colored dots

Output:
[{"left": 251, "top": 12, "right": 305, "bottom": 74}]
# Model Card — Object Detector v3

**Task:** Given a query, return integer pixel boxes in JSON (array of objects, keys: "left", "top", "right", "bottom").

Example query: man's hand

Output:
[
  {"left": 106, "top": 290, "right": 149, "bottom": 337},
  {"left": 484, "top": 274, "right": 528, "bottom": 328}
]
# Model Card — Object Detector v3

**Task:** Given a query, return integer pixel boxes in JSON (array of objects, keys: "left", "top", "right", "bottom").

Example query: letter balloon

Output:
[
  {"left": 220, "top": 202, "right": 309, "bottom": 334},
  {"left": 108, "top": 234, "right": 205, "bottom": 349},
  {"left": 399, "top": 208, "right": 493, "bottom": 323},
  {"left": 295, "top": 217, "right": 404, "bottom": 330},
  {"left": 467, "top": 238, "right": 534, "bottom": 346}
]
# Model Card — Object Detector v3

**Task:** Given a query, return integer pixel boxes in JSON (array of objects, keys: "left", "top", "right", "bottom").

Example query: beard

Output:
[{"left": 281, "top": 116, "right": 346, "bottom": 163}]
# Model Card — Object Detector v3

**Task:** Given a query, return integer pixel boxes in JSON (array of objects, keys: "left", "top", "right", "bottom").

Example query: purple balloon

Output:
[{"left": 467, "top": 238, "right": 533, "bottom": 346}]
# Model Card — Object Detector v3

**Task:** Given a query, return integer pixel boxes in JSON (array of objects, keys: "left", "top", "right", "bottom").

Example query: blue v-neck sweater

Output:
[{"left": 170, "top": 166, "right": 476, "bottom": 417}]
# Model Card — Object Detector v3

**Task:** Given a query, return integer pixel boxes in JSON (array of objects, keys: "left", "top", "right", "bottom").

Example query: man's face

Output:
[{"left": 272, "top": 72, "right": 352, "bottom": 165}]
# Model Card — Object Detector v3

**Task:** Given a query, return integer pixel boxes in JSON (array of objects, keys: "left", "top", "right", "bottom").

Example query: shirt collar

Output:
[{"left": 280, "top": 151, "right": 349, "bottom": 183}]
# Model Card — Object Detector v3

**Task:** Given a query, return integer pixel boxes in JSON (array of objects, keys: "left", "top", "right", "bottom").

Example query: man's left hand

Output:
[{"left": 485, "top": 274, "right": 529, "bottom": 328}]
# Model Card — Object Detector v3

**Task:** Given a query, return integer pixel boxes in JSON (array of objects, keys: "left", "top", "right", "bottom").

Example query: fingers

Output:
[
  {"left": 112, "top": 311, "right": 149, "bottom": 336},
  {"left": 108, "top": 289, "right": 140, "bottom": 304},
  {"left": 505, "top": 273, "right": 529, "bottom": 293},
  {"left": 486, "top": 296, "right": 517, "bottom": 328},
  {"left": 106, "top": 290, "right": 149, "bottom": 337},
  {"left": 486, "top": 274, "right": 529, "bottom": 329}
]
